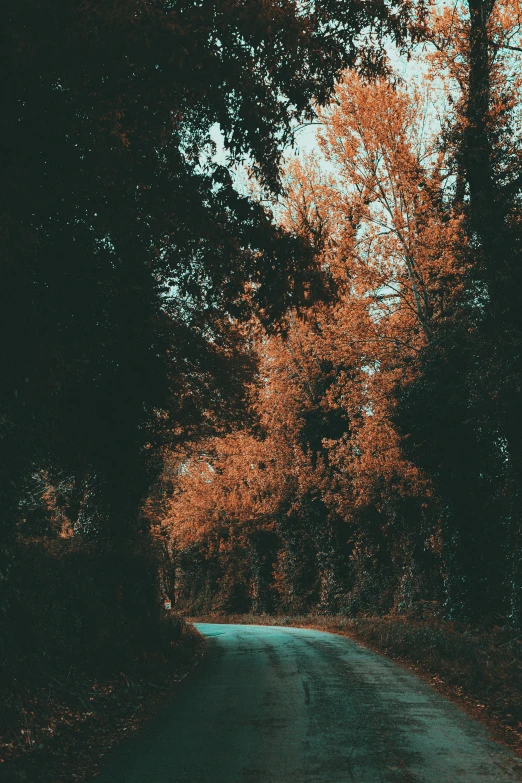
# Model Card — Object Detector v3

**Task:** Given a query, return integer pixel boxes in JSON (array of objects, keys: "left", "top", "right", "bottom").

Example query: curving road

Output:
[{"left": 95, "top": 623, "right": 522, "bottom": 782}]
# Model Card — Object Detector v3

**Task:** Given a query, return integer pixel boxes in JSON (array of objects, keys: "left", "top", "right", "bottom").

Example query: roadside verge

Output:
[{"left": 0, "top": 621, "right": 204, "bottom": 783}]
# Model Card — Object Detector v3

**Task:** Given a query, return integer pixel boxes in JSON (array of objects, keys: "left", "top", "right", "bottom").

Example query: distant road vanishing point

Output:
[{"left": 95, "top": 623, "right": 522, "bottom": 783}]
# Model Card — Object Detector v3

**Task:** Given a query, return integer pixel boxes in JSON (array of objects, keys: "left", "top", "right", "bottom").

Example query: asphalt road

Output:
[{"left": 95, "top": 623, "right": 522, "bottom": 783}]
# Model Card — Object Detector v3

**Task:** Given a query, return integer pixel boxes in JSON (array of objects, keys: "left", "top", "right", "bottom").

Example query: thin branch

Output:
[{"left": 489, "top": 40, "right": 522, "bottom": 54}]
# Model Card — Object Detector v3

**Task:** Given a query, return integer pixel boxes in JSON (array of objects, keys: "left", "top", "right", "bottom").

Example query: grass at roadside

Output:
[
  {"left": 191, "top": 612, "right": 522, "bottom": 755},
  {"left": 0, "top": 620, "right": 204, "bottom": 783}
]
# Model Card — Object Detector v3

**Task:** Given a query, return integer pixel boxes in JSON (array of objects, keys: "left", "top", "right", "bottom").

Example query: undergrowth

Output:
[
  {"left": 0, "top": 538, "right": 203, "bottom": 783},
  {"left": 0, "top": 621, "right": 202, "bottom": 783}
]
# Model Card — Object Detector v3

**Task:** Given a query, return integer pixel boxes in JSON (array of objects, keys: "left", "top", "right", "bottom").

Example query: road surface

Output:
[{"left": 95, "top": 623, "right": 522, "bottom": 782}]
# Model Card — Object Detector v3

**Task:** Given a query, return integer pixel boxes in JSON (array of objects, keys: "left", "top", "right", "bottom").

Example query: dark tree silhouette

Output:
[{"left": 0, "top": 0, "right": 425, "bottom": 685}]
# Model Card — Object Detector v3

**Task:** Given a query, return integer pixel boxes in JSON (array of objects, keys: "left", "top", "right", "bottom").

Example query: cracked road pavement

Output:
[{"left": 94, "top": 623, "right": 522, "bottom": 782}]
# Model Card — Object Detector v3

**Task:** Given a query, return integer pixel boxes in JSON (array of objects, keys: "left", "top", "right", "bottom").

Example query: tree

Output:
[
  {"left": 1, "top": 0, "right": 428, "bottom": 668},
  {"left": 163, "top": 71, "right": 460, "bottom": 614},
  {"left": 0, "top": 0, "right": 425, "bottom": 541},
  {"left": 160, "top": 1, "right": 522, "bottom": 624},
  {"left": 394, "top": 0, "right": 522, "bottom": 619}
]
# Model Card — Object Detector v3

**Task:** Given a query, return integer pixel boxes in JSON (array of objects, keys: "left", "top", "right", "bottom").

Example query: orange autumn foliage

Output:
[
  {"left": 162, "top": 1, "right": 522, "bottom": 619},
  {"left": 162, "top": 66, "right": 468, "bottom": 614}
]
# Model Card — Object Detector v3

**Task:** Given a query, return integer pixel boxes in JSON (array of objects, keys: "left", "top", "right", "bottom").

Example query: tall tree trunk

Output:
[
  {"left": 465, "top": 0, "right": 495, "bottom": 212},
  {"left": 465, "top": 0, "right": 522, "bottom": 625},
  {"left": 465, "top": 0, "right": 511, "bottom": 312}
]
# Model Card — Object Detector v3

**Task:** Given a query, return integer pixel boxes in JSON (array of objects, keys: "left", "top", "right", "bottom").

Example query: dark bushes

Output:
[{"left": 1, "top": 536, "right": 183, "bottom": 684}]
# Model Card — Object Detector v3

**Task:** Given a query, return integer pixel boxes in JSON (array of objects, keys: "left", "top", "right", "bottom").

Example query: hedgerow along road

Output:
[{"left": 94, "top": 623, "right": 522, "bottom": 782}]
